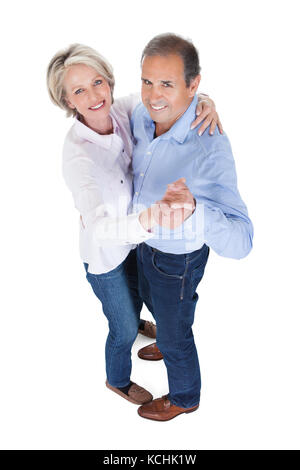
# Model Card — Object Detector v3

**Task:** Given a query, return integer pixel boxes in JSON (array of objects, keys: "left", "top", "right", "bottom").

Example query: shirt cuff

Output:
[
  {"left": 129, "top": 212, "right": 154, "bottom": 243},
  {"left": 93, "top": 212, "right": 154, "bottom": 246}
]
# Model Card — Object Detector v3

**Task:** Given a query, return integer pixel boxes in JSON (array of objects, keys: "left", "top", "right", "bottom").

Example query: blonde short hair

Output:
[{"left": 47, "top": 43, "right": 115, "bottom": 118}]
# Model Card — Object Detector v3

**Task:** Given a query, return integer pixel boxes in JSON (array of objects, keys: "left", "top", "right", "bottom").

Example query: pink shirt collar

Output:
[{"left": 73, "top": 113, "right": 119, "bottom": 149}]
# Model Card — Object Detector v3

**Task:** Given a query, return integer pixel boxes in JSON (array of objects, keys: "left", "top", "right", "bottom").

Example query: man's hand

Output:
[
  {"left": 153, "top": 178, "right": 196, "bottom": 230},
  {"left": 191, "top": 94, "right": 223, "bottom": 136}
]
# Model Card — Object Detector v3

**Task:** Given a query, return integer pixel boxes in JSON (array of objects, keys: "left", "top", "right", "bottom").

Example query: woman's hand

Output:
[
  {"left": 139, "top": 207, "right": 156, "bottom": 231},
  {"left": 191, "top": 94, "right": 223, "bottom": 136}
]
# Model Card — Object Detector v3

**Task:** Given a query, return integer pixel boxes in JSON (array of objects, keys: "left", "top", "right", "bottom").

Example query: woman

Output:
[{"left": 47, "top": 43, "right": 222, "bottom": 406}]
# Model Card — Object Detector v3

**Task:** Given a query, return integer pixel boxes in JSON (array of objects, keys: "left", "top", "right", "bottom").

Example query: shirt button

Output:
[
  {"left": 146, "top": 151, "right": 151, "bottom": 155},
  {"left": 135, "top": 192, "right": 139, "bottom": 196},
  {"left": 140, "top": 173, "right": 144, "bottom": 177}
]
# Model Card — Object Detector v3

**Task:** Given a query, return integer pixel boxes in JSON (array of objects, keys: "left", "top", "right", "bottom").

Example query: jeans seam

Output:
[
  {"left": 169, "top": 298, "right": 198, "bottom": 407},
  {"left": 180, "top": 257, "right": 190, "bottom": 301}
]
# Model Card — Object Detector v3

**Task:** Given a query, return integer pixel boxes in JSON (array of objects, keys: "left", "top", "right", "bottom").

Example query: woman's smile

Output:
[{"left": 89, "top": 101, "right": 104, "bottom": 110}]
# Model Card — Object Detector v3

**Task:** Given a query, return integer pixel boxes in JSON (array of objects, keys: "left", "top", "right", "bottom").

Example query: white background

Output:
[{"left": 0, "top": 0, "right": 299, "bottom": 450}]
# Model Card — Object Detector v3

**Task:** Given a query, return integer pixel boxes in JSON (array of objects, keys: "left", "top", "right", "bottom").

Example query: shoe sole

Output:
[
  {"left": 137, "top": 353, "right": 164, "bottom": 361},
  {"left": 137, "top": 405, "right": 199, "bottom": 422},
  {"left": 105, "top": 380, "right": 153, "bottom": 405}
]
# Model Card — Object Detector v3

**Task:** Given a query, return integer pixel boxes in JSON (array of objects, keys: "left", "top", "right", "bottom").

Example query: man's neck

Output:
[
  {"left": 154, "top": 98, "right": 194, "bottom": 137},
  {"left": 155, "top": 122, "right": 171, "bottom": 137}
]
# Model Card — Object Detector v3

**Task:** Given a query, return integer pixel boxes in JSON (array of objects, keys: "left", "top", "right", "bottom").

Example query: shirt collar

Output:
[
  {"left": 142, "top": 94, "right": 197, "bottom": 144},
  {"left": 73, "top": 113, "right": 119, "bottom": 149}
]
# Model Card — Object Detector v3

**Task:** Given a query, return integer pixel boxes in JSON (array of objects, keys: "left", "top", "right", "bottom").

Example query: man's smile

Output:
[{"left": 149, "top": 104, "right": 168, "bottom": 112}]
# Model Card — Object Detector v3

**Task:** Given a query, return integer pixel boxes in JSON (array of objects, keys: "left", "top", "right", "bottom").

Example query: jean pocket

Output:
[
  {"left": 190, "top": 247, "right": 209, "bottom": 292},
  {"left": 151, "top": 252, "right": 184, "bottom": 279}
]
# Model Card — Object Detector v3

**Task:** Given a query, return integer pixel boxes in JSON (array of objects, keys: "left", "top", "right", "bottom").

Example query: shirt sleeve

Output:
[
  {"left": 62, "top": 144, "right": 153, "bottom": 247},
  {"left": 92, "top": 212, "right": 153, "bottom": 246},
  {"left": 188, "top": 137, "right": 253, "bottom": 259}
]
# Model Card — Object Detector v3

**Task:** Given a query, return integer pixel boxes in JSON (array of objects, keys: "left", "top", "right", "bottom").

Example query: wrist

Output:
[{"left": 139, "top": 207, "right": 157, "bottom": 231}]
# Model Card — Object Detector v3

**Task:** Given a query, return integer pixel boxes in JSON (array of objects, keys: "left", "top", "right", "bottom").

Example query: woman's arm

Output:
[
  {"left": 191, "top": 94, "right": 223, "bottom": 136},
  {"left": 62, "top": 146, "right": 154, "bottom": 246}
]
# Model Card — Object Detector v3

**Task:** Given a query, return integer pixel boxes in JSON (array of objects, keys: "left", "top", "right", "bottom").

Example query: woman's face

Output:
[{"left": 64, "top": 63, "right": 112, "bottom": 127}]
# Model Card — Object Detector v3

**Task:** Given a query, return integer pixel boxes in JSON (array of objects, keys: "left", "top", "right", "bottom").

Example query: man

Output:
[{"left": 130, "top": 33, "right": 253, "bottom": 421}]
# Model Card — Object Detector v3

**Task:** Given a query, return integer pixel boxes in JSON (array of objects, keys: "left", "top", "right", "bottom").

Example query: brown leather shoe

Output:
[
  {"left": 105, "top": 380, "right": 153, "bottom": 405},
  {"left": 138, "top": 395, "right": 199, "bottom": 421},
  {"left": 138, "top": 320, "right": 157, "bottom": 339},
  {"left": 138, "top": 342, "right": 163, "bottom": 361}
]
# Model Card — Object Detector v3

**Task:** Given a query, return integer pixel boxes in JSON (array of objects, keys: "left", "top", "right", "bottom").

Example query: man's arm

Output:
[
  {"left": 192, "top": 136, "right": 253, "bottom": 259},
  {"left": 154, "top": 137, "right": 253, "bottom": 259}
]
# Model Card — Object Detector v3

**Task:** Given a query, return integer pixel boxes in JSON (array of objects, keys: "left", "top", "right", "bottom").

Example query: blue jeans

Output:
[
  {"left": 137, "top": 243, "right": 209, "bottom": 408},
  {"left": 84, "top": 249, "right": 143, "bottom": 388}
]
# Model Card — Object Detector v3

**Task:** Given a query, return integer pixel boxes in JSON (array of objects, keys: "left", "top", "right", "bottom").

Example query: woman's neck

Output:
[{"left": 82, "top": 115, "right": 113, "bottom": 135}]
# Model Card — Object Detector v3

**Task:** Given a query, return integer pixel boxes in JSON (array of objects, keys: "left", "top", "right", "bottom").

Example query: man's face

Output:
[{"left": 141, "top": 54, "right": 200, "bottom": 135}]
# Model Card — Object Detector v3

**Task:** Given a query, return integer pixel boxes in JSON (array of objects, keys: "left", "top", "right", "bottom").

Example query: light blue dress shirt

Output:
[{"left": 131, "top": 95, "right": 253, "bottom": 259}]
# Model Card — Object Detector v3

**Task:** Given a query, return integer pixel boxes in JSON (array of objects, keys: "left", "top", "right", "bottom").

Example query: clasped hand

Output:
[{"left": 153, "top": 178, "right": 195, "bottom": 230}]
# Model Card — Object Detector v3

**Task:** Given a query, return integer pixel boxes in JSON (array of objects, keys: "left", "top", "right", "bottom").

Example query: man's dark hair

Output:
[{"left": 141, "top": 33, "right": 201, "bottom": 87}]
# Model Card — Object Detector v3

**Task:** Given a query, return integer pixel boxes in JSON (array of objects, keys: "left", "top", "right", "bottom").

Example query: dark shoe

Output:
[
  {"left": 105, "top": 380, "right": 153, "bottom": 405},
  {"left": 138, "top": 395, "right": 199, "bottom": 421},
  {"left": 138, "top": 320, "right": 157, "bottom": 339},
  {"left": 138, "top": 342, "right": 163, "bottom": 361}
]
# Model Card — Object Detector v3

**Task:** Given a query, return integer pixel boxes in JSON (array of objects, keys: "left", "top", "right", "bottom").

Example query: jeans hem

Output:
[
  {"left": 106, "top": 378, "right": 131, "bottom": 388},
  {"left": 170, "top": 398, "right": 200, "bottom": 409}
]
